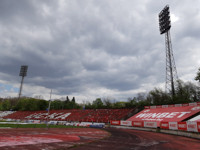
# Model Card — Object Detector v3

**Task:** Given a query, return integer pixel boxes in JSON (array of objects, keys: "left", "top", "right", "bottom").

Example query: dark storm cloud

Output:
[{"left": 0, "top": 0, "right": 199, "bottom": 101}]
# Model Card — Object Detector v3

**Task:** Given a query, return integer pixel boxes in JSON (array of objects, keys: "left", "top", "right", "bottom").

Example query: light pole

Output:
[
  {"left": 46, "top": 89, "right": 52, "bottom": 128},
  {"left": 18, "top": 65, "right": 28, "bottom": 99},
  {"left": 158, "top": 5, "right": 178, "bottom": 98}
]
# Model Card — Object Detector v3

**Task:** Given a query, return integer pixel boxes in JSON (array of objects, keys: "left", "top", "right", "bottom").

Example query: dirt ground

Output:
[
  {"left": 0, "top": 128, "right": 109, "bottom": 150},
  {"left": 72, "top": 128, "right": 200, "bottom": 150},
  {"left": 0, "top": 127, "right": 200, "bottom": 150}
]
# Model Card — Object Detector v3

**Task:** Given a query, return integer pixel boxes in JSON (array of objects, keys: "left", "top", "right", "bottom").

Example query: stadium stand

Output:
[
  {"left": 109, "top": 103, "right": 200, "bottom": 134},
  {"left": 127, "top": 103, "right": 200, "bottom": 126},
  {"left": 0, "top": 111, "right": 16, "bottom": 119},
  {"left": 188, "top": 114, "right": 200, "bottom": 122},
  {"left": 2, "top": 109, "right": 134, "bottom": 123}
]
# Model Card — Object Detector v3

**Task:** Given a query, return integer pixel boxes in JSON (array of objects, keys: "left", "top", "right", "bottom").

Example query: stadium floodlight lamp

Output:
[
  {"left": 19, "top": 65, "right": 28, "bottom": 77},
  {"left": 18, "top": 65, "right": 28, "bottom": 99},
  {"left": 159, "top": 5, "right": 171, "bottom": 34}
]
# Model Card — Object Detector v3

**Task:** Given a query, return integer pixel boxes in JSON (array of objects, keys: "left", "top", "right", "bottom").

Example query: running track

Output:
[
  {"left": 0, "top": 128, "right": 199, "bottom": 149},
  {"left": 72, "top": 128, "right": 200, "bottom": 150}
]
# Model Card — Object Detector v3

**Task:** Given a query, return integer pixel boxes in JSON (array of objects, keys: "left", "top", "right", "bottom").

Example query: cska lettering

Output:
[
  {"left": 136, "top": 112, "right": 190, "bottom": 119},
  {"left": 54, "top": 113, "right": 71, "bottom": 119}
]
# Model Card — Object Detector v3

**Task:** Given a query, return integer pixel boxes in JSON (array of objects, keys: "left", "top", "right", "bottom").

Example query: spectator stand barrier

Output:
[{"left": 110, "top": 120, "right": 200, "bottom": 134}]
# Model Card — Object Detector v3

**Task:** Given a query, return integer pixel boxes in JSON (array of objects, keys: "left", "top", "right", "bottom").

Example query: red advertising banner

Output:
[
  {"left": 127, "top": 106, "right": 200, "bottom": 127},
  {"left": 132, "top": 121, "right": 144, "bottom": 127},
  {"left": 110, "top": 120, "right": 120, "bottom": 126},
  {"left": 178, "top": 122, "right": 187, "bottom": 131},
  {"left": 160, "top": 122, "right": 169, "bottom": 129}
]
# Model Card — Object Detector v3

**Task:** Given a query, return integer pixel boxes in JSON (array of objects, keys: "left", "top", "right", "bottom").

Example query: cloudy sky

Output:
[{"left": 0, "top": 0, "right": 200, "bottom": 103}]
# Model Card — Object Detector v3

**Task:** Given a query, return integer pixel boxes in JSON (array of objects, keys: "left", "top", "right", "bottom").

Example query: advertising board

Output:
[
  {"left": 144, "top": 121, "right": 157, "bottom": 128},
  {"left": 178, "top": 122, "right": 187, "bottom": 131},
  {"left": 132, "top": 121, "right": 144, "bottom": 127},
  {"left": 110, "top": 120, "right": 120, "bottom": 125},
  {"left": 120, "top": 121, "right": 132, "bottom": 126},
  {"left": 187, "top": 121, "right": 198, "bottom": 132},
  {"left": 169, "top": 122, "right": 178, "bottom": 130},
  {"left": 160, "top": 122, "right": 169, "bottom": 129}
]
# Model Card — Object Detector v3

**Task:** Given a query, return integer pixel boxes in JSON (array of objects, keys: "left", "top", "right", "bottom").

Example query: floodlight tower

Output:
[
  {"left": 158, "top": 5, "right": 178, "bottom": 98},
  {"left": 18, "top": 65, "right": 28, "bottom": 99}
]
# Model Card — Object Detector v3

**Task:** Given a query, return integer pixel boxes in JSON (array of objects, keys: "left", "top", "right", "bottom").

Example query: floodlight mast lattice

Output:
[
  {"left": 18, "top": 65, "right": 28, "bottom": 99},
  {"left": 158, "top": 5, "right": 178, "bottom": 98}
]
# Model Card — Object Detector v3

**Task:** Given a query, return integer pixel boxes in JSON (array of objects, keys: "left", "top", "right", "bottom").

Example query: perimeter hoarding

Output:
[{"left": 127, "top": 106, "right": 200, "bottom": 127}]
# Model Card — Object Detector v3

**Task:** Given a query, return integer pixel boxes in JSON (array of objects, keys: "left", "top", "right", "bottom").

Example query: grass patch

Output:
[{"left": 0, "top": 123, "right": 84, "bottom": 128}]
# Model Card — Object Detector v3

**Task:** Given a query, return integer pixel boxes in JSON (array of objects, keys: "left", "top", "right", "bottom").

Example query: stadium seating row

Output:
[
  {"left": 2, "top": 109, "right": 134, "bottom": 123},
  {"left": 0, "top": 111, "right": 15, "bottom": 118}
]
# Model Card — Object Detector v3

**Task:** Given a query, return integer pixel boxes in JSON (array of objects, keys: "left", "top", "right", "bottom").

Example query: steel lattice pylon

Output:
[
  {"left": 158, "top": 5, "right": 178, "bottom": 98},
  {"left": 165, "top": 31, "right": 178, "bottom": 96}
]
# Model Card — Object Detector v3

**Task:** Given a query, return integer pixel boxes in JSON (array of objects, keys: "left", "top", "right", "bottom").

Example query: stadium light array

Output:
[
  {"left": 159, "top": 5, "right": 171, "bottom": 34},
  {"left": 18, "top": 65, "right": 28, "bottom": 99}
]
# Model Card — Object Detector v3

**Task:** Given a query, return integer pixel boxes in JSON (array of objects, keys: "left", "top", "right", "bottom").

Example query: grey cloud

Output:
[{"left": 0, "top": 0, "right": 199, "bottom": 101}]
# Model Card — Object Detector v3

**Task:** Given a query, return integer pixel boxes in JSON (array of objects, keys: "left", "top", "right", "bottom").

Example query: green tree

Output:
[
  {"left": 14, "top": 97, "right": 48, "bottom": 111},
  {"left": 72, "top": 97, "right": 75, "bottom": 103},
  {"left": 103, "top": 98, "right": 113, "bottom": 108},
  {"left": 63, "top": 96, "right": 70, "bottom": 109},
  {"left": 37, "top": 99, "right": 48, "bottom": 110},
  {"left": 24, "top": 99, "right": 37, "bottom": 110},
  {"left": 92, "top": 98, "right": 104, "bottom": 109},
  {"left": 147, "top": 88, "right": 171, "bottom": 105},
  {"left": 2, "top": 99, "right": 11, "bottom": 110},
  {"left": 113, "top": 101, "right": 126, "bottom": 109},
  {"left": 175, "top": 80, "right": 200, "bottom": 103},
  {"left": 51, "top": 100, "right": 63, "bottom": 110},
  {"left": 0, "top": 102, "right": 2, "bottom": 110},
  {"left": 136, "top": 93, "right": 146, "bottom": 102},
  {"left": 125, "top": 97, "right": 137, "bottom": 108},
  {"left": 195, "top": 68, "right": 200, "bottom": 82},
  {"left": 66, "top": 96, "right": 70, "bottom": 102},
  {"left": 85, "top": 101, "right": 93, "bottom": 109}
]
